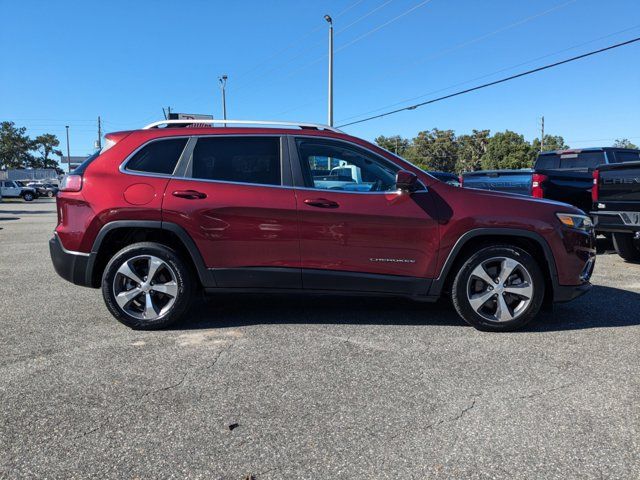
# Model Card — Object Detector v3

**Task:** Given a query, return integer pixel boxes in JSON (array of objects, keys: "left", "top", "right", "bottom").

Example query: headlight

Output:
[{"left": 556, "top": 213, "right": 593, "bottom": 231}]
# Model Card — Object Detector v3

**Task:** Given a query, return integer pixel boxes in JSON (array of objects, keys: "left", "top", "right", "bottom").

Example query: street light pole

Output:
[
  {"left": 219, "top": 75, "right": 228, "bottom": 126},
  {"left": 324, "top": 14, "right": 333, "bottom": 127},
  {"left": 65, "top": 125, "right": 71, "bottom": 172}
]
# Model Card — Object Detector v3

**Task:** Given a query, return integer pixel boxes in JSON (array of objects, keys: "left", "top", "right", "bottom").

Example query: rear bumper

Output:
[{"left": 49, "top": 234, "right": 94, "bottom": 287}]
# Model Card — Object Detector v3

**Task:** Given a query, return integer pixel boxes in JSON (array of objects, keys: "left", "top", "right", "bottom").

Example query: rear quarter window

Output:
[{"left": 125, "top": 138, "right": 188, "bottom": 175}]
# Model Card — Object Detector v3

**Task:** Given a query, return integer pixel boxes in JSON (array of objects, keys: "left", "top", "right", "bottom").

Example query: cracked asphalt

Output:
[{"left": 1, "top": 200, "right": 639, "bottom": 479}]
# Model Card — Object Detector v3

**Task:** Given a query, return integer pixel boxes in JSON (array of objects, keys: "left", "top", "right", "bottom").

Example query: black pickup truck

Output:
[
  {"left": 592, "top": 161, "right": 640, "bottom": 261},
  {"left": 462, "top": 148, "right": 640, "bottom": 213}
]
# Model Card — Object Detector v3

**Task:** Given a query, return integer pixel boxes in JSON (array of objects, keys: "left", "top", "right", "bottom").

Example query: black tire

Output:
[
  {"left": 451, "top": 245, "right": 545, "bottom": 332},
  {"left": 22, "top": 192, "right": 34, "bottom": 201},
  {"left": 102, "top": 242, "right": 194, "bottom": 329},
  {"left": 612, "top": 232, "right": 640, "bottom": 262}
]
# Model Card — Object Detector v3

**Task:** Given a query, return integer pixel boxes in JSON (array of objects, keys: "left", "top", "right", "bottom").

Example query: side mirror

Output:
[{"left": 395, "top": 170, "right": 419, "bottom": 192}]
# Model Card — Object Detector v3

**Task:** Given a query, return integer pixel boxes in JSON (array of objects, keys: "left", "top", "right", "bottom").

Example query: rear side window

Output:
[
  {"left": 190, "top": 136, "right": 281, "bottom": 186},
  {"left": 126, "top": 138, "right": 188, "bottom": 175},
  {"left": 614, "top": 151, "right": 640, "bottom": 163},
  {"left": 534, "top": 155, "right": 558, "bottom": 170}
]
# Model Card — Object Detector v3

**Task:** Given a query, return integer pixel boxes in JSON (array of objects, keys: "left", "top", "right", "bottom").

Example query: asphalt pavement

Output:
[{"left": 1, "top": 199, "right": 638, "bottom": 479}]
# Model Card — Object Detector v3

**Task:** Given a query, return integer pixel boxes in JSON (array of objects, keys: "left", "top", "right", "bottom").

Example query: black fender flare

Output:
[
  {"left": 87, "top": 220, "right": 215, "bottom": 287},
  {"left": 428, "top": 228, "right": 559, "bottom": 297}
]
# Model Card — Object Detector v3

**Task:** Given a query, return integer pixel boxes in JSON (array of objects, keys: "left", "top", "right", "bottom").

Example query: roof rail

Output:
[{"left": 142, "top": 119, "right": 343, "bottom": 133}]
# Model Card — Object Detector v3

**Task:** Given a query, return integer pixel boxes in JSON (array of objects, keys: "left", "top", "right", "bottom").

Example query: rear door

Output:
[
  {"left": 163, "top": 135, "right": 301, "bottom": 288},
  {"left": 290, "top": 136, "right": 439, "bottom": 295}
]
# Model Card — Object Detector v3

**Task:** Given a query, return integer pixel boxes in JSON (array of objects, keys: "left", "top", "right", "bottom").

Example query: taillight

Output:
[
  {"left": 592, "top": 170, "right": 599, "bottom": 202},
  {"left": 60, "top": 174, "right": 83, "bottom": 192},
  {"left": 531, "top": 173, "right": 548, "bottom": 198}
]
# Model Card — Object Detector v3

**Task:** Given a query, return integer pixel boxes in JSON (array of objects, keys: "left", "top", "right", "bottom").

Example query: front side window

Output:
[
  {"left": 296, "top": 139, "right": 399, "bottom": 192},
  {"left": 190, "top": 136, "right": 281, "bottom": 186},
  {"left": 126, "top": 138, "right": 188, "bottom": 175}
]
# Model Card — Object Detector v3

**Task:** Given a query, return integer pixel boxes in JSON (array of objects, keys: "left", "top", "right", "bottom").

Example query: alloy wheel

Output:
[
  {"left": 466, "top": 256, "right": 534, "bottom": 322},
  {"left": 112, "top": 255, "right": 179, "bottom": 320}
]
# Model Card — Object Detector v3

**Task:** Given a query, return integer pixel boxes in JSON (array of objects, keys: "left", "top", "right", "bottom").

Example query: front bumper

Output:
[
  {"left": 49, "top": 234, "right": 94, "bottom": 287},
  {"left": 592, "top": 211, "right": 640, "bottom": 233},
  {"left": 553, "top": 282, "right": 592, "bottom": 302}
]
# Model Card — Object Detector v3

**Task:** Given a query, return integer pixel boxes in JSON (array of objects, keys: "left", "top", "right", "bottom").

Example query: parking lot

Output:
[{"left": 0, "top": 199, "right": 638, "bottom": 479}]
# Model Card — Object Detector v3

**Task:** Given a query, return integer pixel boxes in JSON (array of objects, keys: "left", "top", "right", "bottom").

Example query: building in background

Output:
[
  {"left": 61, "top": 155, "right": 89, "bottom": 172},
  {"left": 7, "top": 168, "right": 60, "bottom": 182}
]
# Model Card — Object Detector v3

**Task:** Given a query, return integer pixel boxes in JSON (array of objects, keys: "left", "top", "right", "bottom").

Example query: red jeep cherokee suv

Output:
[{"left": 50, "top": 120, "right": 595, "bottom": 331}]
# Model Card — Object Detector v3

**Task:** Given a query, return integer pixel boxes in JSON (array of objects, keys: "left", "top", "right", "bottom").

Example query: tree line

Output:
[
  {"left": 375, "top": 129, "right": 638, "bottom": 173},
  {"left": 0, "top": 121, "right": 63, "bottom": 172}
]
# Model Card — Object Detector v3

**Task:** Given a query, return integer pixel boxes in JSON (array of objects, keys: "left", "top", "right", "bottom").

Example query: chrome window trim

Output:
[
  {"left": 119, "top": 136, "right": 192, "bottom": 179},
  {"left": 54, "top": 232, "right": 91, "bottom": 257},
  {"left": 291, "top": 134, "right": 428, "bottom": 195},
  {"left": 117, "top": 133, "right": 430, "bottom": 195},
  {"left": 185, "top": 134, "right": 286, "bottom": 187}
]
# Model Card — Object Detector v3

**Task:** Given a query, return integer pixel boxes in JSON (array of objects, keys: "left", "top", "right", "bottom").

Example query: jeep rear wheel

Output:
[
  {"left": 102, "top": 242, "right": 193, "bottom": 329},
  {"left": 23, "top": 192, "right": 34, "bottom": 201},
  {"left": 451, "top": 246, "right": 544, "bottom": 331}
]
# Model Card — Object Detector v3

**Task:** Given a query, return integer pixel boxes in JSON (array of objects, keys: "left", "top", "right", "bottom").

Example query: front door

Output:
[
  {"left": 291, "top": 137, "right": 440, "bottom": 294},
  {"left": 163, "top": 135, "right": 301, "bottom": 288}
]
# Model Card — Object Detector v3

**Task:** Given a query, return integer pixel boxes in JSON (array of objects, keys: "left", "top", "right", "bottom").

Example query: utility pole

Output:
[
  {"left": 65, "top": 126, "right": 71, "bottom": 172},
  {"left": 540, "top": 116, "right": 545, "bottom": 151},
  {"left": 96, "top": 116, "right": 102, "bottom": 150},
  {"left": 219, "top": 75, "right": 228, "bottom": 126},
  {"left": 324, "top": 14, "right": 334, "bottom": 127}
]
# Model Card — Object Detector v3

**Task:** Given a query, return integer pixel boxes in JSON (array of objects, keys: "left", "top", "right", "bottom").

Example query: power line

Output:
[
  {"left": 337, "top": 23, "right": 640, "bottom": 123},
  {"left": 230, "top": 0, "right": 399, "bottom": 95},
  {"left": 336, "top": 0, "right": 434, "bottom": 53},
  {"left": 403, "top": 0, "right": 575, "bottom": 72},
  {"left": 257, "top": 0, "right": 435, "bottom": 93},
  {"left": 266, "top": 0, "right": 577, "bottom": 121},
  {"left": 337, "top": 36, "right": 640, "bottom": 128}
]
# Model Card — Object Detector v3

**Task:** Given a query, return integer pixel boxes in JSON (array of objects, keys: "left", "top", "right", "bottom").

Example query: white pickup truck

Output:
[{"left": 1, "top": 181, "right": 38, "bottom": 201}]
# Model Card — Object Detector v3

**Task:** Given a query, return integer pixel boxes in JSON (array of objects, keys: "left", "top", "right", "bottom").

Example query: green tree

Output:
[
  {"left": 456, "top": 129, "right": 490, "bottom": 172},
  {"left": 612, "top": 138, "right": 638, "bottom": 149},
  {"left": 410, "top": 128, "right": 458, "bottom": 172},
  {"left": 33, "top": 133, "right": 62, "bottom": 169},
  {"left": 0, "top": 121, "right": 34, "bottom": 169},
  {"left": 374, "top": 135, "right": 411, "bottom": 156},
  {"left": 532, "top": 134, "right": 568, "bottom": 152},
  {"left": 482, "top": 130, "right": 536, "bottom": 170}
]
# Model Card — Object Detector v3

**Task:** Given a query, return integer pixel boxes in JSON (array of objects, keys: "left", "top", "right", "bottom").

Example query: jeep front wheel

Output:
[{"left": 451, "top": 246, "right": 545, "bottom": 331}]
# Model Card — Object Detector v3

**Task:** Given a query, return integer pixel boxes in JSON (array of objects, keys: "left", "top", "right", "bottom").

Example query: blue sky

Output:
[{"left": 1, "top": 0, "right": 639, "bottom": 161}]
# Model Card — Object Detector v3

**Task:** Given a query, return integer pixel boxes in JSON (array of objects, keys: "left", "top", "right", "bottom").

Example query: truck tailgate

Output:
[
  {"left": 462, "top": 170, "right": 532, "bottom": 196},
  {"left": 597, "top": 161, "right": 640, "bottom": 210}
]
